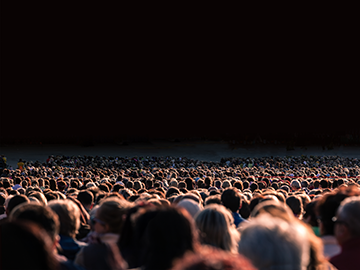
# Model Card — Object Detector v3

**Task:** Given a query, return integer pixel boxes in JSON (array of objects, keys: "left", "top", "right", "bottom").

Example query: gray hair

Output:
[
  {"left": 337, "top": 196, "right": 360, "bottom": 237},
  {"left": 238, "top": 214, "right": 310, "bottom": 270}
]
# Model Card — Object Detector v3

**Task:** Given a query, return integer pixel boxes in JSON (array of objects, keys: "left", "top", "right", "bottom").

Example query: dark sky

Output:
[{"left": 1, "top": 3, "right": 357, "bottom": 145}]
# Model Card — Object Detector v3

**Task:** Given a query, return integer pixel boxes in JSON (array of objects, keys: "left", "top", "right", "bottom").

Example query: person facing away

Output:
[
  {"left": 330, "top": 196, "right": 360, "bottom": 270},
  {"left": 221, "top": 187, "right": 247, "bottom": 228}
]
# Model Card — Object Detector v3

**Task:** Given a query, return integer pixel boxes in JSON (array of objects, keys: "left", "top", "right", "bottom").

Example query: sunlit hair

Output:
[
  {"left": 337, "top": 196, "right": 360, "bottom": 237},
  {"left": 238, "top": 214, "right": 310, "bottom": 270},
  {"left": 250, "top": 199, "right": 295, "bottom": 222},
  {"left": 47, "top": 199, "right": 80, "bottom": 238},
  {"left": 195, "top": 204, "right": 239, "bottom": 253}
]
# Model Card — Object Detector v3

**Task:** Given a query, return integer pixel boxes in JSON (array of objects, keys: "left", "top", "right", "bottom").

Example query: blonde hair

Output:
[
  {"left": 195, "top": 204, "right": 239, "bottom": 253},
  {"left": 48, "top": 199, "right": 80, "bottom": 238}
]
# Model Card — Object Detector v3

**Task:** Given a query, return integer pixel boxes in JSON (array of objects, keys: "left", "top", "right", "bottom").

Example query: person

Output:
[
  {"left": 17, "top": 158, "right": 25, "bottom": 171},
  {"left": 74, "top": 197, "right": 131, "bottom": 270},
  {"left": 195, "top": 204, "right": 239, "bottom": 253},
  {"left": 9, "top": 202, "right": 84, "bottom": 270},
  {"left": 286, "top": 195, "right": 303, "bottom": 219},
  {"left": 77, "top": 190, "right": 94, "bottom": 213},
  {"left": 48, "top": 199, "right": 87, "bottom": 261},
  {"left": 2, "top": 194, "right": 30, "bottom": 221},
  {"left": 238, "top": 213, "right": 311, "bottom": 270},
  {"left": 330, "top": 196, "right": 360, "bottom": 270},
  {"left": 122, "top": 206, "right": 198, "bottom": 270},
  {"left": 290, "top": 179, "right": 301, "bottom": 192},
  {"left": 1, "top": 221, "right": 58, "bottom": 270},
  {"left": 170, "top": 246, "right": 256, "bottom": 270},
  {"left": 315, "top": 190, "right": 349, "bottom": 258},
  {"left": 221, "top": 187, "right": 247, "bottom": 227}
]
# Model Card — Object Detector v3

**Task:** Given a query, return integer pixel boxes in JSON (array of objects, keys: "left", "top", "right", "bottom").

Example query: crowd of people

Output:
[{"left": 1, "top": 153, "right": 360, "bottom": 270}]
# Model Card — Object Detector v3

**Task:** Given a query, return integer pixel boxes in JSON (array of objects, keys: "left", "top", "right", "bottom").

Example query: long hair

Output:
[{"left": 195, "top": 204, "right": 239, "bottom": 253}]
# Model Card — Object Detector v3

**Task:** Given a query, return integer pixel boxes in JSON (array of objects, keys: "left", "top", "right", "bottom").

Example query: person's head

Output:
[
  {"left": 77, "top": 190, "right": 94, "bottom": 210},
  {"left": 251, "top": 199, "right": 295, "bottom": 222},
  {"left": 195, "top": 204, "right": 239, "bottom": 253},
  {"left": 334, "top": 196, "right": 360, "bottom": 245},
  {"left": 221, "top": 187, "right": 241, "bottom": 213},
  {"left": 221, "top": 180, "right": 231, "bottom": 189},
  {"left": 93, "top": 197, "right": 132, "bottom": 234},
  {"left": 290, "top": 180, "right": 301, "bottom": 191},
  {"left": 47, "top": 199, "right": 80, "bottom": 238},
  {"left": 10, "top": 203, "right": 60, "bottom": 243},
  {"left": 29, "top": 191, "right": 47, "bottom": 206},
  {"left": 6, "top": 194, "right": 30, "bottom": 216},
  {"left": 286, "top": 195, "right": 303, "bottom": 218},
  {"left": 177, "top": 199, "right": 203, "bottom": 219},
  {"left": 315, "top": 191, "right": 348, "bottom": 236},
  {"left": 1, "top": 221, "right": 58, "bottom": 270},
  {"left": 133, "top": 206, "right": 197, "bottom": 270},
  {"left": 238, "top": 214, "right": 310, "bottom": 270},
  {"left": 205, "top": 194, "right": 222, "bottom": 206},
  {"left": 170, "top": 246, "right": 256, "bottom": 270}
]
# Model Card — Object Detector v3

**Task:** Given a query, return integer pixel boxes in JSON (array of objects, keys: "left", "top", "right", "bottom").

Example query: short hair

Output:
[
  {"left": 195, "top": 204, "right": 239, "bottom": 253},
  {"left": 290, "top": 180, "right": 301, "bottom": 189},
  {"left": 10, "top": 203, "right": 60, "bottom": 241},
  {"left": 336, "top": 196, "right": 360, "bottom": 237},
  {"left": 250, "top": 199, "right": 294, "bottom": 222},
  {"left": 7, "top": 195, "right": 30, "bottom": 215},
  {"left": 221, "top": 188, "right": 241, "bottom": 213},
  {"left": 238, "top": 214, "right": 310, "bottom": 270},
  {"left": 286, "top": 195, "right": 303, "bottom": 217},
  {"left": 47, "top": 199, "right": 81, "bottom": 238},
  {"left": 77, "top": 190, "right": 94, "bottom": 206},
  {"left": 205, "top": 194, "right": 222, "bottom": 206},
  {"left": 221, "top": 180, "right": 231, "bottom": 189}
]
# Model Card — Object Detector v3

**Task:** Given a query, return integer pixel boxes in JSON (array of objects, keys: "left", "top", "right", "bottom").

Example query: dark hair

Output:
[
  {"left": 286, "top": 196, "right": 303, "bottom": 217},
  {"left": 166, "top": 187, "right": 180, "bottom": 198},
  {"left": 77, "top": 190, "right": 94, "bottom": 206},
  {"left": 205, "top": 194, "right": 222, "bottom": 206},
  {"left": 185, "top": 178, "right": 195, "bottom": 191},
  {"left": 7, "top": 195, "right": 30, "bottom": 215},
  {"left": 315, "top": 191, "right": 349, "bottom": 235},
  {"left": 10, "top": 203, "right": 60, "bottom": 241},
  {"left": 132, "top": 206, "right": 197, "bottom": 270},
  {"left": 221, "top": 188, "right": 241, "bottom": 213},
  {"left": 1, "top": 221, "right": 58, "bottom": 270}
]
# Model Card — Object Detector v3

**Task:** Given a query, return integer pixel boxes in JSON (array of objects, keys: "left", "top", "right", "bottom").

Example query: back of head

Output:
[
  {"left": 1, "top": 221, "right": 58, "bottom": 270},
  {"left": 238, "top": 214, "right": 310, "bottom": 270},
  {"left": 315, "top": 191, "right": 348, "bottom": 236},
  {"left": 286, "top": 195, "right": 303, "bottom": 218},
  {"left": 77, "top": 190, "right": 94, "bottom": 206},
  {"left": 251, "top": 200, "right": 294, "bottom": 222},
  {"left": 291, "top": 180, "right": 301, "bottom": 190},
  {"left": 195, "top": 204, "right": 239, "bottom": 253},
  {"left": 337, "top": 196, "right": 360, "bottom": 237},
  {"left": 135, "top": 206, "right": 196, "bottom": 270},
  {"left": 47, "top": 199, "right": 80, "bottom": 238},
  {"left": 6, "top": 194, "right": 30, "bottom": 215},
  {"left": 221, "top": 187, "right": 241, "bottom": 213},
  {"left": 10, "top": 202, "right": 59, "bottom": 241},
  {"left": 96, "top": 197, "right": 132, "bottom": 234},
  {"left": 177, "top": 199, "right": 202, "bottom": 218}
]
